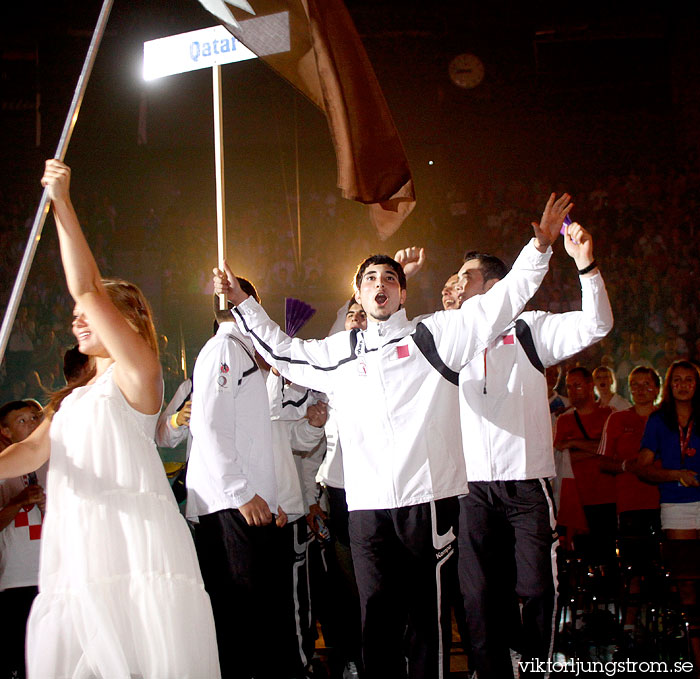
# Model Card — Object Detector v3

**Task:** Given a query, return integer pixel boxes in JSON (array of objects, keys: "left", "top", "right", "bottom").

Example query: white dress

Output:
[{"left": 26, "top": 365, "right": 220, "bottom": 679}]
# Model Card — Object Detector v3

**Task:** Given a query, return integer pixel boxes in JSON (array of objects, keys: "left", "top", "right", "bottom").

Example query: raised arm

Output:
[
  {"left": 438, "top": 192, "right": 572, "bottom": 366},
  {"left": 527, "top": 223, "right": 613, "bottom": 365},
  {"left": 213, "top": 262, "right": 339, "bottom": 393},
  {"left": 41, "top": 160, "right": 161, "bottom": 414},
  {"left": 532, "top": 192, "right": 573, "bottom": 253},
  {"left": 393, "top": 246, "right": 426, "bottom": 279}
]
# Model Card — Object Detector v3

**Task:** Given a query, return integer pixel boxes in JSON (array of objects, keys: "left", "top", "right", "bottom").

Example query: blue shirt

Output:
[{"left": 640, "top": 411, "right": 700, "bottom": 504}]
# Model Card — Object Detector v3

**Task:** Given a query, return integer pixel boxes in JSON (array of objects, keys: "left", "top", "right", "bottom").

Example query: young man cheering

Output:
[{"left": 212, "top": 195, "right": 569, "bottom": 679}]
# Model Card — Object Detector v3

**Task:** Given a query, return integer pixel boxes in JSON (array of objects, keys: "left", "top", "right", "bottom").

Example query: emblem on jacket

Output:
[
  {"left": 389, "top": 345, "right": 410, "bottom": 361},
  {"left": 220, "top": 362, "right": 229, "bottom": 373}
]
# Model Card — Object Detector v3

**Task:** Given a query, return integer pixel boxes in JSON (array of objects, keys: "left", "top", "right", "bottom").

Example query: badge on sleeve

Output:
[{"left": 220, "top": 362, "right": 230, "bottom": 373}]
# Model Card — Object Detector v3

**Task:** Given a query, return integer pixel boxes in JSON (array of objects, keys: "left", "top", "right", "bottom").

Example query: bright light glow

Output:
[
  {"left": 428, "top": 160, "right": 434, "bottom": 165},
  {"left": 143, "top": 25, "right": 257, "bottom": 81}
]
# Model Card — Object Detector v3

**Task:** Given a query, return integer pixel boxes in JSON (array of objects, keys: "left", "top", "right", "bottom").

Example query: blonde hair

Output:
[{"left": 48, "top": 279, "right": 158, "bottom": 413}]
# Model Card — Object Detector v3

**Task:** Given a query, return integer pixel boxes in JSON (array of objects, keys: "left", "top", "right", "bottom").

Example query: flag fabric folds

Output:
[{"left": 197, "top": 0, "right": 416, "bottom": 239}]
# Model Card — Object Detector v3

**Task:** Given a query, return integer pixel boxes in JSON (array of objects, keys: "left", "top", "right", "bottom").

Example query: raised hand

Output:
[
  {"left": 563, "top": 222, "right": 595, "bottom": 272},
  {"left": 41, "top": 159, "right": 71, "bottom": 203},
  {"left": 531, "top": 193, "right": 573, "bottom": 250},
  {"left": 212, "top": 260, "right": 247, "bottom": 305},
  {"left": 393, "top": 246, "right": 426, "bottom": 279}
]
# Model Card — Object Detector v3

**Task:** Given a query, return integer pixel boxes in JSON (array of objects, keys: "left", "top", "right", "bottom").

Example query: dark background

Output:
[{"left": 1, "top": 0, "right": 699, "bottom": 398}]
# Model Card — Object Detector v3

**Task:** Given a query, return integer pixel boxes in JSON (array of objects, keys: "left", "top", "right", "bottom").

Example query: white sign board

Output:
[{"left": 143, "top": 25, "right": 257, "bottom": 81}]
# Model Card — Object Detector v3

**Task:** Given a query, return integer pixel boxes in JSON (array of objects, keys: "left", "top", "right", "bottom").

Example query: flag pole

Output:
[
  {"left": 212, "top": 64, "right": 228, "bottom": 311},
  {"left": 179, "top": 322, "right": 187, "bottom": 379},
  {"left": 0, "top": 0, "right": 114, "bottom": 366}
]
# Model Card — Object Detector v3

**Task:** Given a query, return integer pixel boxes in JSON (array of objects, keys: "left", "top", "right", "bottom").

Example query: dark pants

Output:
[
  {"left": 273, "top": 517, "right": 315, "bottom": 678},
  {"left": 0, "top": 585, "right": 37, "bottom": 679},
  {"left": 195, "top": 508, "right": 279, "bottom": 679},
  {"left": 349, "top": 498, "right": 458, "bottom": 679},
  {"left": 457, "top": 480, "right": 558, "bottom": 679},
  {"left": 314, "top": 485, "right": 362, "bottom": 675}
]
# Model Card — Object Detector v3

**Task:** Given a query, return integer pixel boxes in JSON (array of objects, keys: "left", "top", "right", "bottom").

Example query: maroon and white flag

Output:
[{"left": 196, "top": 0, "right": 416, "bottom": 239}]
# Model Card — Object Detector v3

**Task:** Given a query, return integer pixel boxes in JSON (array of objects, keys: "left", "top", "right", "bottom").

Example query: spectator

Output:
[
  {"left": 636, "top": 360, "right": 700, "bottom": 668},
  {"left": 0, "top": 399, "right": 45, "bottom": 679},
  {"left": 593, "top": 365, "right": 631, "bottom": 411},
  {"left": 554, "top": 367, "right": 615, "bottom": 566},
  {"left": 598, "top": 367, "right": 662, "bottom": 636}
]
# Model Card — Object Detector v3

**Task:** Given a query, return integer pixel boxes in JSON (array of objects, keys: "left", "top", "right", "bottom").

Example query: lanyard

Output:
[{"left": 679, "top": 420, "right": 696, "bottom": 461}]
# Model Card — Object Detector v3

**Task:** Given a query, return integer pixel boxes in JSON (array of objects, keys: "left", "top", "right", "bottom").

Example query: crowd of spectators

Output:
[{"left": 1, "top": 154, "right": 699, "bottom": 407}]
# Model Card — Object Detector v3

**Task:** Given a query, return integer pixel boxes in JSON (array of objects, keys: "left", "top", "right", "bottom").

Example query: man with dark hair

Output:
[
  {"left": 212, "top": 204, "right": 565, "bottom": 679},
  {"left": 454, "top": 212, "right": 613, "bottom": 678},
  {"left": 353, "top": 253, "right": 407, "bottom": 292},
  {"left": 0, "top": 399, "right": 46, "bottom": 679},
  {"left": 461, "top": 251, "right": 509, "bottom": 286},
  {"left": 186, "top": 275, "right": 281, "bottom": 679}
]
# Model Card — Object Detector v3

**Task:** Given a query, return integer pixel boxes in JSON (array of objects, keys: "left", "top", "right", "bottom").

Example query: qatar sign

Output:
[
  {"left": 143, "top": 10, "right": 290, "bottom": 81},
  {"left": 143, "top": 25, "right": 257, "bottom": 80}
]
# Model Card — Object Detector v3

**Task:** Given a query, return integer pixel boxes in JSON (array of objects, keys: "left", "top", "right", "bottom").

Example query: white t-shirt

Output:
[{"left": 0, "top": 465, "right": 47, "bottom": 590}]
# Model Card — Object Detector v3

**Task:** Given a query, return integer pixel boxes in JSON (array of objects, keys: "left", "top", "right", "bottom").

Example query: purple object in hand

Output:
[{"left": 559, "top": 213, "right": 572, "bottom": 236}]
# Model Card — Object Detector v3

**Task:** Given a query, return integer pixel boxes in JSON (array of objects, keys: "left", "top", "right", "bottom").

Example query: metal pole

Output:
[
  {"left": 0, "top": 0, "right": 114, "bottom": 366},
  {"left": 213, "top": 64, "right": 228, "bottom": 311}
]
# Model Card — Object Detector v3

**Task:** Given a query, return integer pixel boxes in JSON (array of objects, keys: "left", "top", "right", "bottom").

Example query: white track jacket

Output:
[
  {"left": 460, "top": 272, "right": 613, "bottom": 481},
  {"left": 187, "top": 322, "right": 277, "bottom": 520},
  {"left": 233, "top": 240, "right": 552, "bottom": 511}
]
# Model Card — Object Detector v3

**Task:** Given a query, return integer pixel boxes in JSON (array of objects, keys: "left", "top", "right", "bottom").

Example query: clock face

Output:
[{"left": 448, "top": 53, "right": 485, "bottom": 89}]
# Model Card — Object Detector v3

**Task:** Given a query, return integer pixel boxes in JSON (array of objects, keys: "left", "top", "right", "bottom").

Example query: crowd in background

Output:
[
  {"left": 2, "top": 154, "right": 700, "bottom": 409},
  {"left": 1, "top": 156, "right": 700, "bottom": 676}
]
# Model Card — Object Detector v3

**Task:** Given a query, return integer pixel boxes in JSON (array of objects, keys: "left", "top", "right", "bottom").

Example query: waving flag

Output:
[{"left": 196, "top": 0, "right": 416, "bottom": 239}]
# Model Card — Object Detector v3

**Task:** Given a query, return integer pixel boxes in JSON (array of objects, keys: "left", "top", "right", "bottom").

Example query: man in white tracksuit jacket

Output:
[
  {"left": 212, "top": 201, "right": 567, "bottom": 679},
  {"left": 455, "top": 219, "right": 613, "bottom": 678},
  {"left": 187, "top": 286, "right": 279, "bottom": 679}
]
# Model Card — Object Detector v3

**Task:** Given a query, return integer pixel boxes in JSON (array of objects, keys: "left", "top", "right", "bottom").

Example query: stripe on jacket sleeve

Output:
[
  {"left": 234, "top": 307, "right": 359, "bottom": 372},
  {"left": 412, "top": 323, "right": 460, "bottom": 386}
]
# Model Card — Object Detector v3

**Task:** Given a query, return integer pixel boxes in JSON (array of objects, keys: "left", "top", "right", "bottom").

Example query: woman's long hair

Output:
[
  {"left": 47, "top": 279, "right": 158, "bottom": 413},
  {"left": 658, "top": 360, "right": 700, "bottom": 428}
]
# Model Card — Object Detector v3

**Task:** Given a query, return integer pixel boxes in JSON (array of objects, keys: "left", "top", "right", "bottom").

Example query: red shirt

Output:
[
  {"left": 554, "top": 405, "right": 614, "bottom": 506},
  {"left": 598, "top": 408, "right": 659, "bottom": 513}
]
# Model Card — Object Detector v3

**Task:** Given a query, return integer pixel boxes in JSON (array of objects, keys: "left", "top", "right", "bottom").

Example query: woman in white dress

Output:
[{"left": 0, "top": 159, "right": 220, "bottom": 679}]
